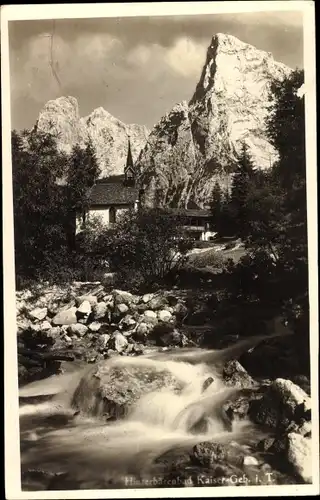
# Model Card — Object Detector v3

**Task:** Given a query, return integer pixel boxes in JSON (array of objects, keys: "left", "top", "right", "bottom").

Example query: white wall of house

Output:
[
  {"left": 201, "top": 230, "right": 217, "bottom": 242},
  {"left": 76, "top": 204, "right": 134, "bottom": 232},
  {"left": 88, "top": 207, "right": 110, "bottom": 226}
]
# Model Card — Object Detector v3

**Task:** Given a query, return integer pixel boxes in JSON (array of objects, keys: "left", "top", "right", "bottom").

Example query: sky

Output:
[{"left": 9, "top": 11, "right": 304, "bottom": 131}]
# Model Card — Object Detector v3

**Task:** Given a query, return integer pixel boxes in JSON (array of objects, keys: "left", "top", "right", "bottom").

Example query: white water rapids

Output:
[{"left": 19, "top": 335, "right": 289, "bottom": 490}]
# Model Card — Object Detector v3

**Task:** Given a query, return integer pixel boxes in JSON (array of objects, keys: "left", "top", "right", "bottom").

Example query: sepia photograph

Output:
[{"left": 2, "top": 1, "right": 318, "bottom": 498}]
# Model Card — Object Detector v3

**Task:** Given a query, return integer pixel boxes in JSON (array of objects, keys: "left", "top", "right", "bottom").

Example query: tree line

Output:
[
  {"left": 209, "top": 69, "right": 309, "bottom": 372},
  {"left": 12, "top": 129, "right": 101, "bottom": 284}
]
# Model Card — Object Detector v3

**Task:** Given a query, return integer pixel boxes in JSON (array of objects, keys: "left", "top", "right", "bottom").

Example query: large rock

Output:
[
  {"left": 77, "top": 300, "right": 91, "bottom": 316},
  {"left": 138, "top": 33, "right": 291, "bottom": 208},
  {"left": 92, "top": 301, "right": 108, "bottom": 320},
  {"left": 88, "top": 321, "right": 101, "bottom": 332},
  {"left": 35, "top": 97, "right": 149, "bottom": 178},
  {"left": 52, "top": 307, "right": 77, "bottom": 326},
  {"left": 113, "top": 331, "right": 128, "bottom": 353},
  {"left": 71, "top": 360, "right": 183, "bottom": 419},
  {"left": 223, "top": 360, "right": 255, "bottom": 389},
  {"left": 75, "top": 295, "right": 98, "bottom": 307},
  {"left": 29, "top": 307, "right": 48, "bottom": 321},
  {"left": 67, "top": 323, "right": 88, "bottom": 337},
  {"left": 113, "top": 290, "right": 137, "bottom": 306},
  {"left": 148, "top": 296, "right": 168, "bottom": 311},
  {"left": 190, "top": 441, "right": 243, "bottom": 468},
  {"left": 286, "top": 432, "right": 312, "bottom": 483},
  {"left": 249, "top": 378, "right": 311, "bottom": 430},
  {"left": 158, "top": 310, "right": 172, "bottom": 322},
  {"left": 116, "top": 303, "right": 129, "bottom": 315},
  {"left": 151, "top": 323, "right": 188, "bottom": 347}
]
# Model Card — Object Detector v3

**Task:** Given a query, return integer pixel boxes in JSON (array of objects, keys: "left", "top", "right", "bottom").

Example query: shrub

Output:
[
  {"left": 188, "top": 249, "right": 227, "bottom": 269},
  {"left": 93, "top": 208, "right": 194, "bottom": 292}
]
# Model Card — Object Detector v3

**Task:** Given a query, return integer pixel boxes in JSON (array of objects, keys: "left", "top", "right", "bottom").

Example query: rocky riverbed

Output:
[{"left": 16, "top": 281, "right": 313, "bottom": 489}]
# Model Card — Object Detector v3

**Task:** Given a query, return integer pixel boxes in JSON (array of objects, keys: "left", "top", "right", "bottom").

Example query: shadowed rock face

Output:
[
  {"left": 35, "top": 96, "right": 149, "bottom": 178},
  {"left": 137, "top": 33, "right": 292, "bottom": 208}
]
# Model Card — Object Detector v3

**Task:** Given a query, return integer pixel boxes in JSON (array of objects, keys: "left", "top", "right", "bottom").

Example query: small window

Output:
[
  {"left": 127, "top": 169, "right": 134, "bottom": 178},
  {"left": 109, "top": 206, "right": 116, "bottom": 224}
]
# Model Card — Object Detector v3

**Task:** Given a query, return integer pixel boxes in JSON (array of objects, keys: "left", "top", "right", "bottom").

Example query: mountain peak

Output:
[
  {"left": 35, "top": 97, "right": 149, "bottom": 177},
  {"left": 138, "top": 34, "right": 293, "bottom": 208}
]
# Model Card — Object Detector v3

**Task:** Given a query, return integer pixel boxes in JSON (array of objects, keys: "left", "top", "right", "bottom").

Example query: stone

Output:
[
  {"left": 67, "top": 323, "right": 88, "bottom": 337},
  {"left": 75, "top": 295, "right": 98, "bottom": 307},
  {"left": 136, "top": 303, "right": 149, "bottom": 314},
  {"left": 202, "top": 377, "right": 214, "bottom": 393},
  {"left": 52, "top": 307, "right": 77, "bottom": 326},
  {"left": 173, "top": 302, "right": 188, "bottom": 319},
  {"left": 249, "top": 378, "right": 311, "bottom": 430},
  {"left": 92, "top": 301, "right": 108, "bottom": 320},
  {"left": 243, "top": 456, "right": 259, "bottom": 466},
  {"left": 257, "top": 437, "right": 276, "bottom": 452},
  {"left": 17, "top": 318, "right": 32, "bottom": 333},
  {"left": 222, "top": 389, "right": 263, "bottom": 422},
  {"left": 88, "top": 321, "right": 101, "bottom": 332},
  {"left": 158, "top": 310, "right": 172, "bottom": 322},
  {"left": 132, "top": 343, "right": 144, "bottom": 355},
  {"left": 98, "top": 333, "right": 111, "bottom": 350},
  {"left": 164, "top": 306, "right": 174, "bottom": 314},
  {"left": 223, "top": 360, "right": 255, "bottom": 389},
  {"left": 135, "top": 322, "right": 149, "bottom": 339},
  {"left": 47, "top": 301, "right": 60, "bottom": 316},
  {"left": 148, "top": 296, "right": 168, "bottom": 311},
  {"left": 117, "top": 303, "right": 129, "bottom": 315},
  {"left": 144, "top": 310, "right": 157, "bottom": 319},
  {"left": 113, "top": 332, "right": 128, "bottom": 353},
  {"left": 120, "top": 315, "right": 136, "bottom": 328},
  {"left": 286, "top": 420, "right": 312, "bottom": 438},
  {"left": 29, "top": 307, "right": 48, "bottom": 321},
  {"left": 71, "top": 360, "right": 182, "bottom": 420},
  {"left": 125, "top": 343, "right": 134, "bottom": 354},
  {"left": 113, "top": 290, "right": 137, "bottom": 306},
  {"left": 77, "top": 300, "right": 91, "bottom": 316},
  {"left": 287, "top": 433, "right": 312, "bottom": 483},
  {"left": 142, "top": 293, "right": 154, "bottom": 303},
  {"left": 39, "top": 320, "right": 51, "bottom": 331},
  {"left": 191, "top": 441, "right": 243, "bottom": 468}
]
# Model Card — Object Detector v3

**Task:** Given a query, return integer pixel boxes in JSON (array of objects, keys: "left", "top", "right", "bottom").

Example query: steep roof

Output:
[
  {"left": 167, "top": 208, "right": 212, "bottom": 218},
  {"left": 125, "top": 140, "right": 134, "bottom": 172},
  {"left": 89, "top": 182, "right": 139, "bottom": 206}
]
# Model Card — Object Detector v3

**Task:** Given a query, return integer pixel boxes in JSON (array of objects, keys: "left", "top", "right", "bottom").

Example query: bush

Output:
[
  {"left": 93, "top": 208, "right": 194, "bottom": 292},
  {"left": 188, "top": 249, "right": 227, "bottom": 269}
]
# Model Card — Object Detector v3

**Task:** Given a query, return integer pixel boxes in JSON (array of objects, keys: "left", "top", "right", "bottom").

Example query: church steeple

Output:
[{"left": 124, "top": 138, "right": 135, "bottom": 186}]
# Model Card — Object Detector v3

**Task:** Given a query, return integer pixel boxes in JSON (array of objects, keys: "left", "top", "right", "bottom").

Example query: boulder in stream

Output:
[
  {"left": 223, "top": 360, "right": 255, "bottom": 389},
  {"left": 71, "top": 359, "right": 183, "bottom": 420},
  {"left": 249, "top": 378, "right": 311, "bottom": 430},
  {"left": 190, "top": 441, "right": 244, "bottom": 468}
]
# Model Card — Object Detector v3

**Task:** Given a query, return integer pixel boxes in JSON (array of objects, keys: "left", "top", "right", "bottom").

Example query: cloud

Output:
[
  {"left": 125, "top": 37, "right": 207, "bottom": 80},
  {"left": 9, "top": 14, "right": 303, "bottom": 131},
  {"left": 165, "top": 37, "right": 207, "bottom": 77}
]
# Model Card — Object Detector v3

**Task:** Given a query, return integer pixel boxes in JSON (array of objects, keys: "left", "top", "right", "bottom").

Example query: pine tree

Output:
[
  {"left": 210, "top": 181, "right": 223, "bottom": 233},
  {"left": 230, "top": 143, "right": 255, "bottom": 238}
]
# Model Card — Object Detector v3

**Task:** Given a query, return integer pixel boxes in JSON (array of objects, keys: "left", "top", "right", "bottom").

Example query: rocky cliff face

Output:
[
  {"left": 35, "top": 97, "right": 149, "bottom": 178},
  {"left": 138, "top": 33, "right": 292, "bottom": 208}
]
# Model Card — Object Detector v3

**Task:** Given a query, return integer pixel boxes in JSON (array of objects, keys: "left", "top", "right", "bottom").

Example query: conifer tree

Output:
[{"left": 230, "top": 143, "right": 255, "bottom": 238}]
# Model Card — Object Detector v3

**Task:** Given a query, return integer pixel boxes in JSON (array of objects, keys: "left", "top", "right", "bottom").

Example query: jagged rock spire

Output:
[{"left": 125, "top": 138, "right": 134, "bottom": 172}]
